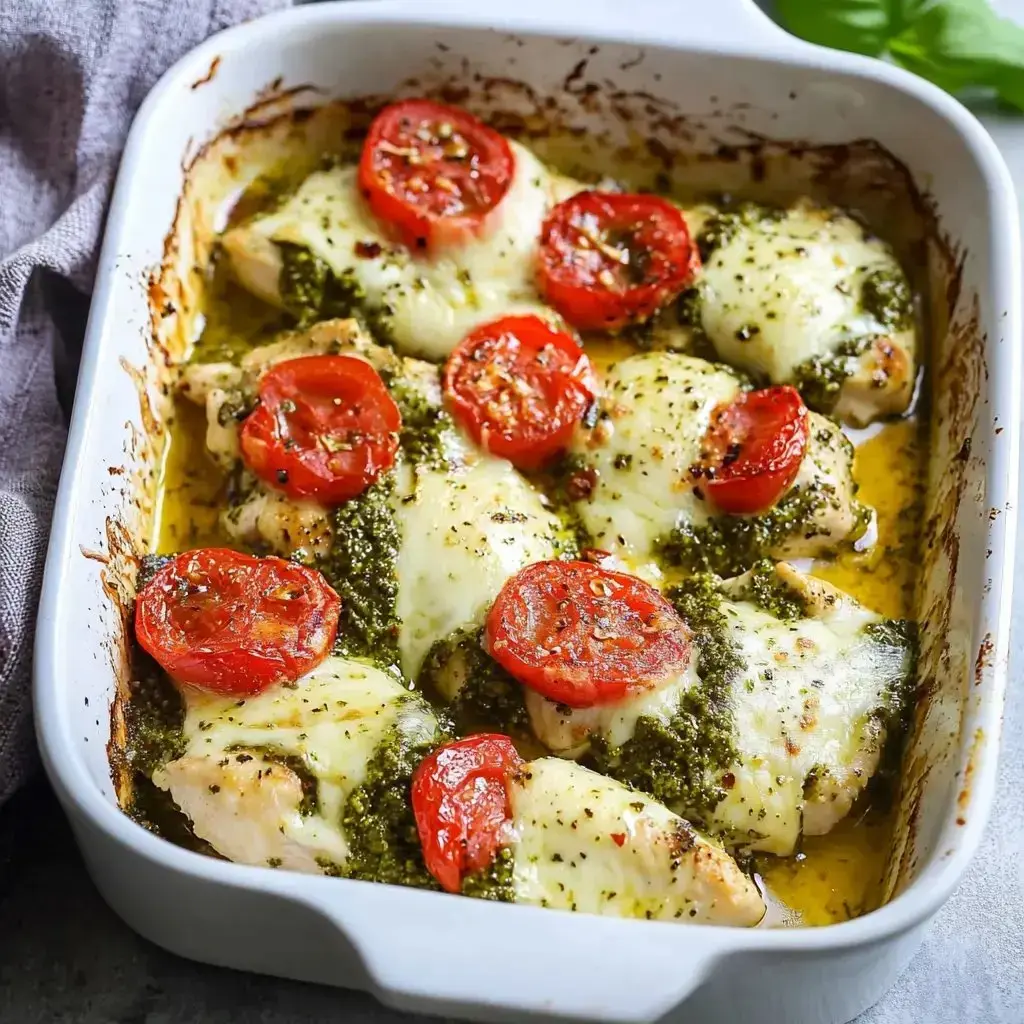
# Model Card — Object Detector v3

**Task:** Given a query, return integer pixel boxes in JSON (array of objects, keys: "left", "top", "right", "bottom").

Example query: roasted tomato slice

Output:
[
  {"left": 443, "top": 315, "right": 596, "bottom": 470},
  {"left": 699, "top": 385, "right": 810, "bottom": 516},
  {"left": 411, "top": 734, "right": 524, "bottom": 894},
  {"left": 537, "top": 191, "right": 699, "bottom": 332},
  {"left": 240, "top": 355, "right": 400, "bottom": 505},
  {"left": 135, "top": 548, "right": 340, "bottom": 695},
  {"left": 485, "top": 561, "right": 691, "bottom": 709},
  {"left": 358, "top": 99, "right": 515, "bottom": 251}
]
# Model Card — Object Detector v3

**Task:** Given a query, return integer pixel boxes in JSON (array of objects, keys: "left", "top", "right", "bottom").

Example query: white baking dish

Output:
[{"left": 33, "top": 2, "right": 1021, "bottom": 1021}]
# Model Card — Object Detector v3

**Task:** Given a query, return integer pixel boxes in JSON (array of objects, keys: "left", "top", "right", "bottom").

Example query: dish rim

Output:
[{"left": 33, "top": 0, "right": 1021, "bottom": 963}]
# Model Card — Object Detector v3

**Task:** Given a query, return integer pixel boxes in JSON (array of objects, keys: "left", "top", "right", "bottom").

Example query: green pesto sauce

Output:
[
  {"left": 320, "top": 476, "right": 401, "bottom": 667},
  {"left": 383, "top": 372, "right": 454, "bottom": 471},
  {"left": 544, "top": 452, "right": 598, "bottom": 556},
  {"left": 743, "top": 559, "right": 805, "bottom": 621},
  {"left": 124, "top": 567, "right": 216, "bottom": 853},
  {"left": 278, "top": 243, "right": 363, "bottom": 325},
  {"left": 696, "top": 201, "right": 783, "bottom": 262},
  {"left": 792, "top": 337, "right": 869, "bottom": 414},
  {"left": 123, "top": 653, "right": 186, "bottom": 779},
  {"left": 461, "top": 845, "right": 516, "bottom": 903},
  {"left": 419, "top": 627, "right": 530, "bottom": 734},
  {"left": 587, "top": 573, "right": 738, "bottom": 818},
  {"left": 339, "top": 712, "right": 450, "bottom": 888},
  {"left": 657, "top": 478, "right": 859, "bottom": 577},
  {"left": 277, "top": 242, "right": 395, "bottom": 344},
  {"left": 860, "top": 267, "right": 913, "bottom": 331}
]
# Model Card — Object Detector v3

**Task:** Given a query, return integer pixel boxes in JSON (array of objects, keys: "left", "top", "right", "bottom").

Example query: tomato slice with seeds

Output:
[
  {"left": 537, "top": 191, "right": 700, "bottom": 332},
  {"left": 485, "top": 561, "right": 691, "bottom": 709},
  {"left": 135, "top": 548, "right": 340, "bottom": 695},
  {"left": 411, "top": 734, "right": 524, "bottom": 894},
  {"left": 240, "top": 355, "right": 400, "bottom": 505},
  {"left": 443, "top": 315, "right": 596, "bottom": 470},
  {"left": 699, "top": 385, "right": 810, "bottom": 515},
  {"left": 358, "top": 99, "right": 515, "bottom": 252}
]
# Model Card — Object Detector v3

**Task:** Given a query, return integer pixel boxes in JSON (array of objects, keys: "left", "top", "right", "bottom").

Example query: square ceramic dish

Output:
[{"left": 33, "top": 2, "right": 1020, "bottom": 1021}]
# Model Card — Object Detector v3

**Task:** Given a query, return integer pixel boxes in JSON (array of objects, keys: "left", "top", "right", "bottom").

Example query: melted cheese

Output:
[
  {"left": 707, "top": 595, "right": 904, "bottom": 855},
  {"left": 509, "top": 758, "right": 764, "bottom": 926},
  {"left": 571, "top": 352, "right": 865, "bottom": 571},
  {"left": 698, "top": 202, "right": 915, "bottom": 397},
  {"left": 393, "top": 452, "right": 565, "bottom": 680},
  {"left": 525, "top": 657, "right": 701, "bottom": 757},
  {"left": 153, "top": 657, "right": 439, "bottom": 872},
  {"left": 223, "top": 143, "right": 578, "bottom": 360}
]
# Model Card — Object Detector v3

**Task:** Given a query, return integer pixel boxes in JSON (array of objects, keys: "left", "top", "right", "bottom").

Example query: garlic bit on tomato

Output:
[
  {"left": 134, "top": 547, "right": 340, "bottom": 695},
  {"left": 537, "top": 190, "right": 700, "bottom": 332},
  {"left": 358, "top": 99, "right": 515, "bottom": 253},
  {"left": 484, "top": 560, "right": 692, "bottom": 709},
  {"left": 695, "top": 385, "right": 810, "bottom": 516},
  {"left": 239, "top": 354, "right": 401, "bottom": 506},
  {"left": 442, "top": 314, "right": 597, "bottom": 471}
]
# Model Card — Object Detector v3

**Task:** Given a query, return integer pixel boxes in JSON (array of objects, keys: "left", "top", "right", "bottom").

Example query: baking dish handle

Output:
[
  {"left": 377, "top": 0, "right": 804, "bottom": 51},
  {"left": 564, "top": 0, "right": 800, "bottom": 49},
  {"left": 310, "top": 881, "right": 738, "bottom": 1022}
]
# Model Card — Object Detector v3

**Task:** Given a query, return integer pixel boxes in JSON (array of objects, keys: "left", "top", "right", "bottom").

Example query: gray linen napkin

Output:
[{"left": 0, "top": 0, "right": 289, "bottom": 806}]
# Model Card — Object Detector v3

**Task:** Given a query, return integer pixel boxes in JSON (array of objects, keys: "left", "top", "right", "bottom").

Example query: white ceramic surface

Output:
[{"left": 32, "top": 3, "right": 1022, "bottom": 1022}]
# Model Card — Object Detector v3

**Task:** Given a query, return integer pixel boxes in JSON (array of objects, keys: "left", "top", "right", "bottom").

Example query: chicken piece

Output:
[
  {"left": 176, "top": 319, "right": 435, "bottom": 560},
  {"left": 508, "top": 758, "right": 764, "bottom": 926},
  {"left": 693, "top": 199, "right": 917, "bottom": 427},
  {"left": 220, "top": 142, "right": 579, "bottom": 361},
  {"left": 393, "top": 453, "right": 567, "bottom": 680},
  {"left": 154, "top": 752, "right": 349, "bottom": 872},
  {"left": 222, "top": 482, "right": 333, "bottom": 562},
  {"left": 569, "top": 352, "right": 869, "bottom": 578},
  {"left": 153, "top": 656, "right": 442, "bottom": 875},
  {"left": 528, "top": 564, "right": 914, "bottom": 856}
]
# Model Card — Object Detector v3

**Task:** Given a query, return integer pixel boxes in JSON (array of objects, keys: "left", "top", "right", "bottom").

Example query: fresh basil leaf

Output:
[
  {"left": 776, "top": 0, "right": 1024, "bottom": 113},
  {"left": 774, "top": 0, "right": 902, "bottom": 56},
  {"left": 888, "top": 0, "right": 1024, "bottom": 111}
]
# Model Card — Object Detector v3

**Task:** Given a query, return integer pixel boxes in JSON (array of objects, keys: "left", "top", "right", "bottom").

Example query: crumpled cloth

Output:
[{"left": 0, "top": 0, "right": 289, "bottom": 806}]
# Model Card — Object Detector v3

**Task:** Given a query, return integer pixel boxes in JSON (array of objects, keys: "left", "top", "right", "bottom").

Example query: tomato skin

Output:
[
  {"left": 700, "top": 386, "right": 810, "bottom": 515},
  {"left": 135, "top": 548, "right": 340, "bottom": 695},
  {"left": 358, "top": 99, "right": 515, "bottom": 252},
  {"left": 485, "top": 561, "right": 691, "bottom": 709},
  {"left": 411, "top": 734, "right": 524, "bottom": 894},
  {"left": 240, "top": 355, "right": 400, "bottom": 505},
  {"left": 443, "top": 315, "right": 596, "bottom": 470},
  {"left": 537, "top": 191, "right": 700, "bottom": 332}
]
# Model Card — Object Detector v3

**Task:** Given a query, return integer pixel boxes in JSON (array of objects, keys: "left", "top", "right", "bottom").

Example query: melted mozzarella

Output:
[
  {"left": 153, "top": 656, "right": 439, "bottom": 872},
  {"left": 572, "top": 352, "right": 738, "bottom": 572},
  {"left": 525, "top": 657, "right": 701, "bottom": 757},
  {"left": 571, "top": 352, "right": 865, "bottom": 571},
  {"left": 698, "top": 202, "right": 916, "bottom": 424},
  {"left": 528, "top": 566, "right": 911, "bottom": 856},
  {"left": 509, "top": 758, "right": 764, "bottom": 926},
  {"left": 222, "top": 143, "right": 578, "bottom": 360},
  {"left": 393, "top": 452, "right": 565, "bottom": 680}
]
